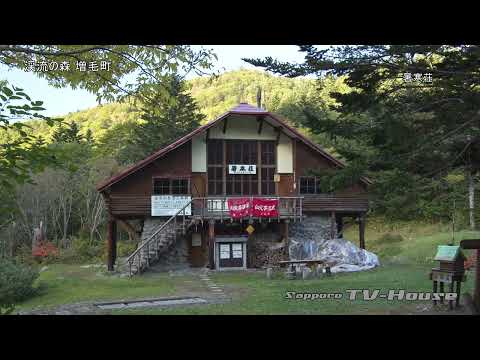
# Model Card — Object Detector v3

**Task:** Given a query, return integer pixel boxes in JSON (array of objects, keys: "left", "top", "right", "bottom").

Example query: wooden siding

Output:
[
  {"left": 294, "top": 140, "right": 367, "bottom": 196},
  {"left": 109, "top": 141, "right": 192, "bottom": 196},
  {"left": 302, "top": 195, "right": 369, "bottom": 213}
]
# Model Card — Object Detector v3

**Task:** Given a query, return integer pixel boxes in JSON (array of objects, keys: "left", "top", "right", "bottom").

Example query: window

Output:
[
  {"left": 261, "top": 141, "right": 276, "bottom": 195},
  {"left": 153, "top": 178, "right": 189, "bottom": 195},
  {"left": 207, "top": 139, "right": 277, "bottom": 196},
  {"left": 171, "top": 179, "right": 189, "bottom": 194},
  {"left": 299, "top": 176, "right": 323, "bottom": 194},
  {"left": 261, "top": 141, "right": 275, "bottom": 165},
  {"left": 208, "top": 167, "right": 224, "bottom": 195},
  {"left": 153, "top": 178, "right": 170, "bottom": 195},
  {"left": 261, "top": 168, "right": 275, "bottom": 195},
  {"left": 207, "top": 139, "right": 223, "bottom": 165}
]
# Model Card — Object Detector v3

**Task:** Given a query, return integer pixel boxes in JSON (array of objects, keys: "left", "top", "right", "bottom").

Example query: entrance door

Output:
[{"left": 218, "top": 243, "right": 244, "bottom": 268}]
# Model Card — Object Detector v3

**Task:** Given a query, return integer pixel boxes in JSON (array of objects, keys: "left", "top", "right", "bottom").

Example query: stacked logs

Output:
[{"left": 249, "top": 241, "right": 288, "bottom": 268}]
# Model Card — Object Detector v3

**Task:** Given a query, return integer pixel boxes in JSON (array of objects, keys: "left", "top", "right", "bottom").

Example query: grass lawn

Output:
[
  {"left": 16, "top": 264, "right": 180, "bottom": 312},
  {"left": 113, "top": 264, "right": 475, "bottom": 315},
  {"left": 15, "top": 220, "right": 480, "bottom": 315}
]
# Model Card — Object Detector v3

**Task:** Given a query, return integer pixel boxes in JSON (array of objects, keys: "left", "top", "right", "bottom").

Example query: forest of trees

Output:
[{"left": 1, "top": 45, "right": 479, "bottom": 266}]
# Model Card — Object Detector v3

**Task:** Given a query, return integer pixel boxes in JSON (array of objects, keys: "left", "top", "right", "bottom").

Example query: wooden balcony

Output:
[
  {"left": 190, "top": 196, "right": 304, "bottom": 222},
  {"left": 106, "top": 194, "right": 368, "bottom": 218}
]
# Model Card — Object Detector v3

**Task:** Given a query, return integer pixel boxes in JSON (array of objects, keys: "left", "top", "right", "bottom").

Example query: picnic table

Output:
[{"left": 278, "top": 259, "right": 331, "bottom": 278}]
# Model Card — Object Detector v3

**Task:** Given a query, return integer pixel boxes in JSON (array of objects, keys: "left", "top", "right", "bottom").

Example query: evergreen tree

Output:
[
  {"left": 245, "top": 45, "right": 480, "bottom": 221},
  {"left": 119, "top": 76, "right": 205, "bottom": 164},
  {"left": 52, "top": 121, "right": 84, "bottom": 143}
]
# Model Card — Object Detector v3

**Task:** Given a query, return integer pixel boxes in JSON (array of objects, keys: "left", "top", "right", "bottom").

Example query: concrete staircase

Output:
[{"left": 127, "top": 218, "right": 189, "bottom": 276}]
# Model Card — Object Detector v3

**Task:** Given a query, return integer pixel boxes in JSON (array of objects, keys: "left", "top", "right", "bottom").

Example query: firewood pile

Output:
[{"left": 249, "top": 241, "right": 288, "bottom": 268}]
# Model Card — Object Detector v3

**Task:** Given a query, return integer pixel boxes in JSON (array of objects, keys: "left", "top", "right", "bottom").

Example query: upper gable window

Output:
[{"left": 153, "top": 178, "right": 189, "bottom": 195}]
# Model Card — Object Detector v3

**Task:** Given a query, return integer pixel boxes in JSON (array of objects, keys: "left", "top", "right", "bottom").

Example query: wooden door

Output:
[{"left": 218, "top": 243, "right": 244, "bottom": 268}]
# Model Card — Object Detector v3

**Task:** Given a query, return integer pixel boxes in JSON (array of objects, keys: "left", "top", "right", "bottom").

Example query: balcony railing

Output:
[{"left": 190, "top": 196, "right": 304, "bottom": 221}]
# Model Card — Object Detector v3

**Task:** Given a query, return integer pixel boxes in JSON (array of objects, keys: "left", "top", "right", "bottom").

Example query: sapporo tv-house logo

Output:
[{"left": 285, "top": 289, "right": 458, "bottom": 301}]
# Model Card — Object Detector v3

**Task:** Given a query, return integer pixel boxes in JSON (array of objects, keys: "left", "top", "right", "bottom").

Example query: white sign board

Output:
[
  {"left": 151, "top": 195, "right": 191, "bottom": 216},
  {"left": 228, "top": 164, "right": 256, "bottom": 175}
]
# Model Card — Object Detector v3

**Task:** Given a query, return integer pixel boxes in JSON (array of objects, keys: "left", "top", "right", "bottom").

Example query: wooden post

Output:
[
  {"left": 107, "top": 217, "right": 116, "bottom": 271},
  {"left": 330, "top": 211, "right": 336, "bottom": 240},
  {"left": 112, "top": 219, "right": 117, "bottom": 266},
  {"left": 460, "top": 240, "right": 480, "bottom": 312},
  {"left": 282, "top": 220, "right": 289, "bottom": 260},
  {"left": 475, "top": 248, "right": 480, "bottom": 311},
  {"left": 336, "top": 215, "right": 344, "bottom": 238},
  {"left": 208, "top": 220, "right": 215, "bottom": 270},
  {"left": 359, "top": 214, "right": 366, "bottom": 249}
]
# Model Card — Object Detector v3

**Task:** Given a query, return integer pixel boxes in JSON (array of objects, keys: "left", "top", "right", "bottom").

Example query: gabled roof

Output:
[{"left": 97, "top": 103, "right": 372, "bottom": 192}]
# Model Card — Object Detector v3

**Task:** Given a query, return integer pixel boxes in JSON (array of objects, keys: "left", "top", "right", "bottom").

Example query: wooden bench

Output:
[{"left": 277, "top": 260, "right": 331, "bottom": 279}]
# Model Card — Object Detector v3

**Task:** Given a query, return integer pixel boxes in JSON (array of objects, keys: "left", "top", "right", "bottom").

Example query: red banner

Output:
[
  {"left": 227, "top": 198, "right": 251, "bottom": 218},
  {"left": 252, "top": 198, "right": 279, "bottom": 218}
]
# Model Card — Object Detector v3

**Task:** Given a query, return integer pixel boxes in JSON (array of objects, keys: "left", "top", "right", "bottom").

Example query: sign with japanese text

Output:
[
  {"left": 151, "top": 195, "right": 191, "bottom": 216},
  {"left": 228, "top": 164, "right": 256, "bottom": 175},
  {"left": 226, "top": 198, "right": 279, "bottom": 218},
  {"left": 227, "top": 198, "right": 251, "bottom": 218},
  {"left": 252, "top": 198, "right": 279, "bottom": 218}
]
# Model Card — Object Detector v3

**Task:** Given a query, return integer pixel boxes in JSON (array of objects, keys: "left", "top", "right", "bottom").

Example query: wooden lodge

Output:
[{"left": 96, "top": 103, "right": 371, "bottom": 274}]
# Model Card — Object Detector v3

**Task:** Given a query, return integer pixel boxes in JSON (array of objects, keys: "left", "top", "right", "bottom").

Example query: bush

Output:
[
  {"left": 377, "top": 233, "right": 405, "bottom": 244},
  {"left": 32, "top": 241, "right": 59, "bottom": 263},
  {"left": 73, "top": 236, "right": 104, "bottom": 261},
  {"left": 117, "top": 241, "right": 138, "bottom": 257},
  {"left": 0, "top": 258, "right": 39, "bottom": 314}
]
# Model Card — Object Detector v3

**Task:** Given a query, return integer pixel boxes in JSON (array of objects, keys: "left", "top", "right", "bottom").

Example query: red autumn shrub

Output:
[{"left": 32, "top": 241, "right": 59, "bottom": 260}]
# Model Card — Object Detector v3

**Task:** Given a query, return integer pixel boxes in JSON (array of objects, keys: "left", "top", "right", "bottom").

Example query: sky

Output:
[{"left": 0, "top": 45, "right": 311, "bottom": 117}]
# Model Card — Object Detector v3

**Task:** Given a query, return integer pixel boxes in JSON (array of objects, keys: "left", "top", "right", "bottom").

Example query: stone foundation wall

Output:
[
  {"left": 141, "top": 217, "right": 190, "bottom": 270},
  {"left": 288, "top": 215, "right": 336, "bottom": 260}
]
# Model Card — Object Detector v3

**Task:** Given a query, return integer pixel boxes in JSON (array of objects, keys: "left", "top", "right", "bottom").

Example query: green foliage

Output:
[
  {"left": 0, "top": 82, "right": 59, "bottom": 219},
  {"left": 52, "top": 121, "right": 84, "bottom": 143},
  {"left": 118, "top": 75, "right": 205, "bottom": 164},
  {"left": 0, "top": 258, "right": 39, "bottom": 314},
  {"left": 246, "top": 46, "right": 480, "bottom": 222},
  {"left": 0, "top": 45, "right": 216, "bottom": 104},
  {"left": 70, "top": 236, "right": 105, "bottom": 263},
  {"left": 376, "top": 233, "right": 405, "bottom": 244},
  {"left": 117, "top": 241, "right": 138, "bottom": 257}
]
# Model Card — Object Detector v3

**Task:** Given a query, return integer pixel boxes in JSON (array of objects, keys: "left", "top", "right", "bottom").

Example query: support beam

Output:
[
  {"left": 257, "top": 116, "right": 264, "bottom": 134},
  {"left": 223, "top": 117, "right": 228, "bottom": 134},
  {"left": 208, "top": 220, "right": 215, "bottom": 269},
  {"left": 359, "top": 214, "right": 366, "bottom": 249},
  {"left": 282, "top": 220, "right": 289, "bottom": 259},
  {"left": 330, "top": 211, "right": 336, "bottom": 240},
  {"left": 336, "top": 215, "right": 344, "bottom": 238},
  {"left": 275, "top": 127, "right": 283, "bottom": 146},
  {"left": 117, "top": 219, "right": 139, "bottom": 242}
]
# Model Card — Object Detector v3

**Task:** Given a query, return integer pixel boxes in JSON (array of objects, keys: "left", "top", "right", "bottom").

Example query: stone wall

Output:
[
  {"left": 287, "top": 215, "right": 379, "bottom": 272},
  {"left": 288, "top": 215, "right": 335, "bottom": 260}
]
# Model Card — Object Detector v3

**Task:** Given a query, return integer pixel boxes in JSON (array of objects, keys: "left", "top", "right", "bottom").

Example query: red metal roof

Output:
[{"left": 97, "top": 103, "right": 371, "bottom": 192}]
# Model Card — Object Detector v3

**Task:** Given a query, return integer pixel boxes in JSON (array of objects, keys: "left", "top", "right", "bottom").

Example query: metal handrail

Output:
[{"left": 125, "top": 197, "right": 194, "bottom": 265}]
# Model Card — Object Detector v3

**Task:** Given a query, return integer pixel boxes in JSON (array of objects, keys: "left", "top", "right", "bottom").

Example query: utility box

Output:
[
  {"left": 430, "top": 245, "right": 467, "bottom": 310},
  {"left": 434, "top": 245, "right": 466, "bottom": 273}
]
